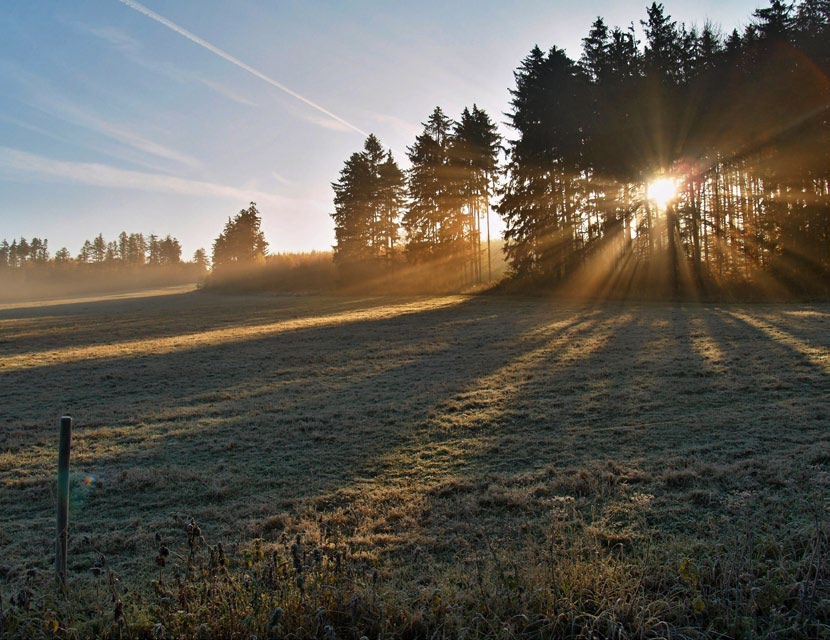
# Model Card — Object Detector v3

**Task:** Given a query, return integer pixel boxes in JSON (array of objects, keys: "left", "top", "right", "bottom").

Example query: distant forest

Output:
[
  {"left": 0, "top": 232, "right": 206, "bottom": 300},
  {"left": 332, "top": 1, "right": 830, "bottom": 298},
  {"left": 0, "top": 232, "right": 208, "bottom": 270}
]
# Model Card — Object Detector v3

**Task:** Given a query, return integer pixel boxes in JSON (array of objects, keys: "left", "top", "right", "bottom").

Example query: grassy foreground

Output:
[{"left": 1, "top": 290, "right": 829, "bottom": 638}]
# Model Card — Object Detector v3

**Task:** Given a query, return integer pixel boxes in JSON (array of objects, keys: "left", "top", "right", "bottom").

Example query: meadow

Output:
[{"left": 1, "top": 287, "right": 830, "bottom": 638}]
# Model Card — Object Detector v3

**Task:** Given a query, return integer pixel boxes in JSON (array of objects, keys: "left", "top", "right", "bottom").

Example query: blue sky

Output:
[{"left": 1, "top": 0, "right": 764, "bottom": 257}]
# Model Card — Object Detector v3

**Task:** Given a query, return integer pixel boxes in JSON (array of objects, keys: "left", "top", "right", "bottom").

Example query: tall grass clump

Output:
[{"left": 3, "top": 498, "right": 830, "bottom": 639}]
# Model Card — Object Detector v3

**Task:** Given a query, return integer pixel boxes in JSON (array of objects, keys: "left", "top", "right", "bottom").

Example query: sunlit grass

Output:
[
  {"left": 0, "top": 284, "right": 197, "bottom": 311},
  {"left": 2, "top": 291, "right": 830, "bottom": 638},
  {"left": 0, "top": 296, "right": 464, "bottom": 371},
  {"left": 725, "top": 308, "right": 830, "bottom": 373}
]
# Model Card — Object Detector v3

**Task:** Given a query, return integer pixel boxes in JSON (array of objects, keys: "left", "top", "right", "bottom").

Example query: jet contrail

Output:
[{"left": 116, "top": 0, "right": 368, "bottom": 137}]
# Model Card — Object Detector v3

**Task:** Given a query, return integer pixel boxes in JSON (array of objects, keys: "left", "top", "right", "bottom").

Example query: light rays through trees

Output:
[
  {"left": 498, "top": 1, "right": 830, "bottom": 298},
  {"left": 327, "top": 2, "right": 830, "bottom": 299}
]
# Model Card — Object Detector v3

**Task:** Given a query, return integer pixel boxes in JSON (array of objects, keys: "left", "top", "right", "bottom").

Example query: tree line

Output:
[
  {"left": 2, "top": 200, "right": 271, "bottom": 281},
  {"left": 332, "top": 1, "right": 830, "bottom": 296},
  {"left": 0, "top": 232, "right": 209, "bottom": 271},
  {"left": 331, "top": 105, "right": 500, "bottom": 287}
]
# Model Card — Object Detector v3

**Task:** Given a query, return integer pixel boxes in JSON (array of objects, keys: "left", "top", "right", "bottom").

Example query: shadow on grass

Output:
[{"left": 2, "top": 294, "right": 829, "bottom": 607}]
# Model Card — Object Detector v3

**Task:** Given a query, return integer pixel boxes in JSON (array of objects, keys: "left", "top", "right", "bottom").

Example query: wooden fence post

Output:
[{"left": 56, "top": 415, "right": 72, "bottom": 590}]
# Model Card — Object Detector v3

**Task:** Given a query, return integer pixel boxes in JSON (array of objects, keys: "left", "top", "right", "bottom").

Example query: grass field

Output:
[{"left": 2, "top": 288, "right": 830, "bottom": 638}]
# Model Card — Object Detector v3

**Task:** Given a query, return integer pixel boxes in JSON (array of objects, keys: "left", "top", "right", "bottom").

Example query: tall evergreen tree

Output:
[
  {"left": 753, "top": 0, "right": 796, "bottom": 41},
  {"left": 212, "top": 203, "right": 268, "bottom": 268},
  {"left": 642, "top": 3, "right": 683, "bottom": 83},
  {"left": 159, "top": 235, "right": 182, "bottom": 265},
  {"left": 404, "top": 107, "right": 460, "bottom": 262},
  {"left": 376, "top": 150, "right": 407, "bottom": 258},
  {"left": 192, "top": 248, "right": 209, "bottom": 271},
  {"left": 498, "top": 46, "right": 589, "bottom": 280},
  {"left": 450, "top": 105, "right": 501, "bottom": 282},
  {"left": 331, "top": 134, "right": 404, "bottom": 274}
]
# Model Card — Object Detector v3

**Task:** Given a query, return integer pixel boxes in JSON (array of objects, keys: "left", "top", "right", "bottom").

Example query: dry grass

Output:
[{"left": 1, "top": 290, "right": 830, "bottom": 637}]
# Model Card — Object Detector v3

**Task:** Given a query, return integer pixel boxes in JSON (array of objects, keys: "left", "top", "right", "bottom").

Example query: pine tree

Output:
[
  {"left": 376, "top": 150, "right": 406, "bottom": 259},
  {"left": 450, "top": 105, "right": 500, "bottom": 282},
  {"left": 92, "top": 234, "right": 106, "bottom": 264},
  {"left": 404, "top": 107, "right": 460, "bottom": 262},
  {"left": 54, "top": 247, "right": 72, "bottom": 265},
  {"left": 753, "top": 0, "right": 796, "bottom": 41},
  {"left": 331, "top": 134, "right": 404, "bottom": 275},
  {"left": 580, "top": 17, "right": 611, "bottom": 82},
  {"left": 78, "top": 240, "right": 92, "bottom": 263},
  {"left": 158, "top": 235, "right": 182, "bottom": 265},
  {"left": 148, "top": 234, "right": 161, "bottom": 265},
  {"left": 212, "top": 203, "right": 269, "bottom": 268},
  {"left": 498, "top": 46, "right": 588, "bottom": 280},
  {"left": 332, "top": 150, "right": 374, "bottom": 265},
  {"left": 192, "top": 248, "right": 209, "bottom": 271},
  {"left": 642, "top": 3, "right": 682, "bottom": 84}
]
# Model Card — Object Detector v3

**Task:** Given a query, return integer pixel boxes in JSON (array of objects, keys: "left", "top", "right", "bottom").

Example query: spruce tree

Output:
[
  {"left": 212, "top": 203, "right": 268, "bottom": 268},
  {"left": 331, "top": 134, "right": 404, "bottom": 276}
]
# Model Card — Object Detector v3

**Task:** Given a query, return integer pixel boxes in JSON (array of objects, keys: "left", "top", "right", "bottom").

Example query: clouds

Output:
[
  {"left": 1, "top": 59, "right": 200, "bottom": 171},
  {"left": 74, "top": 19, "right": 260, "bottom": 110},
  {"left": 0, "top": 146, "right": 283, "bottom": 206},
  {"left": 77, "top": 23, "right": 143, "bottom": 56},
  {"left": 116, "top": 0, "right": 368, "bottom": 137},
  {"left": 195, "top": 76, "right": 258, "bottom": 107}
]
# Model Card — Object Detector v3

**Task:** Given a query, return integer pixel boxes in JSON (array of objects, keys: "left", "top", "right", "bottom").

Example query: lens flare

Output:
[{"left": 647, "top": 177, "right": 678, "bottom": 210}]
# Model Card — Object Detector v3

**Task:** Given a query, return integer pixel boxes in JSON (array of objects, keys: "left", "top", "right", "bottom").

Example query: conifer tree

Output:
[
  {"left": 404, "top": 107, "right": 459, "bottom": 262},
  {"left": 331, "top": 134, "right": 404, "bottom": 274},
  {"left": 450, "top": 105, "right": 500, "bottom": 281},
  {"left": 212, "top": 202, "right": 268, "bottom": 268}
]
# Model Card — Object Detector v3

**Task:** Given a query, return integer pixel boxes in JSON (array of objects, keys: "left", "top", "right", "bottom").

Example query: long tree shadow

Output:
[
  {"left": 277, "top": 303, "right": 645, "bottom": 563},
  {"left": 1, "top": 293, "right": 604, "bottom": 581},
  {"left": 309, "top": 301, "right": 830, "bottom": 577},
  {"left": 5, "top": 296, "right": 829, "bottom": 587},
  {"left": 0, "top": 289, "right": 451, "bottom": 359}
]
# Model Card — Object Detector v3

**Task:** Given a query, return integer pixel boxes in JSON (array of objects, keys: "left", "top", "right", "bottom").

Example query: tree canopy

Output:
[
  {"left": 212, "top": 202, "right": 269, "bottom": 268},
  {"left": 493, "top": 0, "right": 830, "bottom": 296}
]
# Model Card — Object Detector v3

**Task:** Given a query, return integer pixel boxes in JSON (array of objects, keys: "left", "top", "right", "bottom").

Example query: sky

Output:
[{"left": 1, "top": 0, "right": 766, "bottom": 258}]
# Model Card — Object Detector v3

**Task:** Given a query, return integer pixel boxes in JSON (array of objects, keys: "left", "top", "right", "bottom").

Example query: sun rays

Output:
[{"left": 646, "top": 176, "right": 678, "bottom": 211}]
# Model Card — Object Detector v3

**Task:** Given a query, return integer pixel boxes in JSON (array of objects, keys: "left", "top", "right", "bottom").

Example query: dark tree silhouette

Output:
[
  {"left": 450, "top": 105, "right": 501, "bottom": 282},
  {"left": 404, "top": 107, "right": 458, "bottom": 262},
  {"left": 212, "top": 202, "right": 269, "bottom": 268},
  {"left": 498, "top": 46, "right": 589, "bottom": 281},
  {"left": 494, "top": 0, "right": 830, "bottom": 297},
  {"left": 331, "top": 134, "right": 405, "bottom": 277}
]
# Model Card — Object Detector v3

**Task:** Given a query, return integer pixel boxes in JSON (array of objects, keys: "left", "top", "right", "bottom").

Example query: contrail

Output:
[{"left": 116, "top": 0, "right": 368, "bottom": 137}]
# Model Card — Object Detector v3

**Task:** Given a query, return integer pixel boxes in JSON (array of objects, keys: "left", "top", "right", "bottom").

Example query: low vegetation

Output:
[{"left": 1, "top": 290, "right": 829, "bottom": 637}]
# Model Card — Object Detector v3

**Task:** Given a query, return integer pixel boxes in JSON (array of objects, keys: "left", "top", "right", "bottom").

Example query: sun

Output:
[{"left": 647, "top": 177, "right": 678, "bottom": 210}]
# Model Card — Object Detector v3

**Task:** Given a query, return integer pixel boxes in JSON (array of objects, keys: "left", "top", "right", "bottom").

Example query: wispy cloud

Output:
[
  {"left": 1, "top": 60, "right": 201, "bottom": 170},
  {"left": 78, "top": 23, "right": 143, "bottom": 55},
  {"left": 0, "top": 113, "right": 56, "bottom": 140},
  {"left": 195, "top": 76, "right": 257, "bottom": 107},
  {"left": 0, "top": 146, "right": 281, "bottom": 205},
  {"left": 73, "top": 19, "right": 259, "bottom": 109},
  {"left": 304, "top": 114, "right": 358, "bottom": 133},
  {"left": 89, "top": 116, "right": 201, "bottom": 169},
  {"left": 272, "top": 171, "right": 292, "bottom": 187},
  {"left": 116, "top": 0, "right": 368, "bottom": 137}
]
